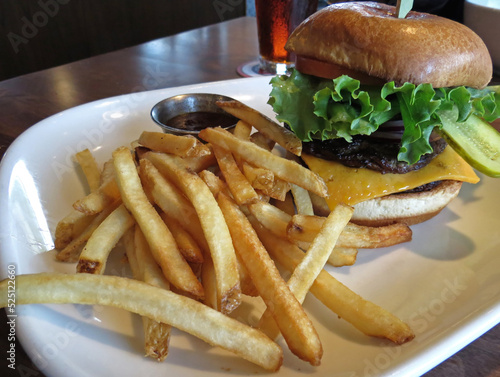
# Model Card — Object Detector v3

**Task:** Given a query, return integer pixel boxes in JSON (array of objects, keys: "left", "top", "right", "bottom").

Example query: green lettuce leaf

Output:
[{"left": 268, "top": 70, "right": 500, "bottom": 165}]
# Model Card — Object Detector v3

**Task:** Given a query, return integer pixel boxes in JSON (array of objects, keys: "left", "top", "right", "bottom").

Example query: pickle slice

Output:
[{"left": 437, "top": 108, "right": 500, "bottom": 177}]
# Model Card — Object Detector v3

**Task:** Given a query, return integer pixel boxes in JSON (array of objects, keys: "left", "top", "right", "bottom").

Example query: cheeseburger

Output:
[{"left": 268, "top": 1, "right": 500, "bottom": 226}]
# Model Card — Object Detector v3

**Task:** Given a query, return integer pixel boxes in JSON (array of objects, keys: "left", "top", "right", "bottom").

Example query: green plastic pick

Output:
[{"left": 396, "top": 0, "right": 414, "bottom": 18}]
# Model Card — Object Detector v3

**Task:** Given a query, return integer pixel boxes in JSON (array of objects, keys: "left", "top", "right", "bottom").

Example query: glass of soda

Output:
[{"left": 255, "top": 0, "right": 319, "bottom": 75}]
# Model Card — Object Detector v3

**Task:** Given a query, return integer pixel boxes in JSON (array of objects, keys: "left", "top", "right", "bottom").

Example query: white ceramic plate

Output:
[{"left": 1, "top": 77, "right": 499, "bottom": 377}]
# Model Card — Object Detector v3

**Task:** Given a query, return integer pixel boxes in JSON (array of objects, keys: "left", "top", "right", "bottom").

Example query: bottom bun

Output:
[{"left": 351, "top": 180, "right": 463, "bottom": 227}]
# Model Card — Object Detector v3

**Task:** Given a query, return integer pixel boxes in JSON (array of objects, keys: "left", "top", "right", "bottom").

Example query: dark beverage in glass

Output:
[{"left": 255, "top": 0, "right": 318, "bottom": 74}]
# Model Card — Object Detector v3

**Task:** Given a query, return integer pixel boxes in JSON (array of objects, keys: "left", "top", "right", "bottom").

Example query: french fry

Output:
[
  {"left": 0, "top": 273, "right": 284, "bottom": 372},
  {"left": 56, "top": 200, "right": 122, "bottom": 262},
  {"left": 100, "top": 159, "right": 115, "bottom": 185},
  {"left": 309, "top": 192, "right": 331, "bottom": 216},
  {"left": 72, "top": 186, "right": 114, "bottom": 215},
  {"left": 257, "top": 204, "right": 353, "bottom": 340},
  {"left": 112, "top": 147, "right": 204, "bottom": 299},
  {"left": 72, "top": 168, "right": 121, "bottom": 216},
  {"left": 260, "top": 178, "right": 291, "bottom": 202},
  {"left": 235, "top": 251, "right": 259, "bottom": 297},
  {"left": 139, "top": 159, "right": 200, "bottom": 230},
  {"left": 250, "top": 131, "right": 276, "bottom": 151},
  {"left": 144, "top": 152, "right": 241, "bottom": 314},
  {"left": 181, "top": 149, "right": 217, "bottom": 172},
  {"left": 160, "top": 213, "right": 204, "bottom": 264},
  {"left": 123, "top": 227, "right": 171, "bottom": 361},
  {"left": 233, "top": 119, "right": 253, "bottom": 140},
  {"left": 248, "top": 200, "right": 291, "bottom": 239},
  {"left": 138, "top": 131, "right": 210, "bottom": 157},
  {"left": 199, "top": 127, "right": 327, "bottom": 197},
  {"left": 216, "top": 100, "right": 302, "bottom": 156},
  {"left": 290, "top": 183, "right": 314, "bottom": 216},
  {"left": 271, "top": 193, "right": 296, "bottom": 216},
  {"left": 217, "top": 192, "right": 322, "bottom": 366},
  {"left": 196, "top": 171, "right": 259, "bottom": 298},
  {"left": 253, "top": 222, "right": 415, "bottom": 345},
  {"left": 76, "top": 204, "right": 135, "bottom": 274},
  {"left": 198, "top": 169, "right": 231, "bottom": 198},
  {"left": 99, "top": 160, "right": 122, "bottom": 199},
  {"left": 123, "top": 227, "right": 141, "bottom": 278},
  {"left": 288, "top": 215, "right": 413, "bottom": 249},
  {"left": 75, "top": 149, "right": 101, "bottom": 192},
  {"left": 54, "top": 209, "right": 96, "bottom": 250},
  {"left": 242, "top": 163, "right": 275, "bottom": 191},
  {"left": 212, "top": 145, "right": 259, "bottom": 206},
  {"left": 200, "top": 250, "right": 219, "bottom": 310},
  {"left": 327, "top": 247, "right": 358, "bottom": 267},
  {"left": 138, "top": 158, "right": 210, "bottom": 255},
  {"left": 133, "top": 227, "right": 172, "bottom": 361}
]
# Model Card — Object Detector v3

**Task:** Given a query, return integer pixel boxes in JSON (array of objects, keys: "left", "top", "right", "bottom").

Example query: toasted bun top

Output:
[{"left": 286, "top": 2, "right": 492, "bottom": 88}]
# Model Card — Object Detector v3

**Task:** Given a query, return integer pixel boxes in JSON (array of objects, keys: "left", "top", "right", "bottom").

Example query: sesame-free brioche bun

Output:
[
  {"left": 285, "top": 1, "right": 492, "bottom": 88},
  {"left": 351, "top": 180, "right": 463, "bottom": 227}
]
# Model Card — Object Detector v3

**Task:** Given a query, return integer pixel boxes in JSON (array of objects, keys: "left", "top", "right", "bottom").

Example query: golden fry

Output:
[
  {"left": 327, "top": 247, "right": 358, "bottom": 267},
  {"left": 233, "top": 119, "right": 253, "bottom": 140},
  {"left": 309, "top": 192, "right": 331, "bottom": 216},
  {"left": 160, "top": 213, "right": 204, "bottom": 264},
  {"left": 288, "top": 215, "right": 413, "bottom": 249},
  {"left": 123, "top": 227, "right": 171, "bottom": 361},
  {"left": 260, "top": 178, "right": 291, "bottom": 202},
  {"left": 113, "top": 147, "right": 204, "bottom": 299},
  {"left": 271, "top": 193, "right": 295, "bottom": 216},
  {"left": 144, "top": 151, "right": 241, "bottom": 314},
  {"left": 212, "top": 145, "right": 259, "bottom": 206},
  {"left": 216, "top": 100, "right": 302, "bottom": 156},
  {"left": 218, "top": 192, "right": 322, "bottom": 366},
  {"left": 56, "top": 200, "right": 121, "bottom": 262},
  {"left": 72, "top": 169, "right": 120, "bottom": 215},
  {"left": 75, "top": 149, "right": 101, "bottom": 192},
  {"left": 138, "top": 158, "right": 210, "bottom": 255},
  {"left": 54, "top": 209, "right": 96, "bottom": 250},
  {"left": 250, "top": 131, "right": 276, "bottom": 151},
  {"left": 248, "top": 200, "right": 291, "bottom": 238},
  {"left": 199, "top": 127, "right": 327, "bottom": 197},
  {"left": 76, "top": 204, "right": 135, "bottom": 274},
  {"left": 138, "top": 131, "right": 210, "bottom": 157},
  {"left": 0, "top": 273, "right": 283, "bottom": 371},
  {"left": 290, "top": 183, "right": 314, "bottom": 216},
  {"left": 253, "top": 222, "right": 415, "bottom": 345},
  {"left": 257, "top": 204, "right": 353, "bottom": 340},
  {"left": 198, "top": 169, "right": 231, "bottom": 198},
  {"left": 242, "top": 163, "right": 274, "bottom": 191}
]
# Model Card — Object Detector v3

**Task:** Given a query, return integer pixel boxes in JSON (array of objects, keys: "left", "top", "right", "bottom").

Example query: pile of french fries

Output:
[{"left": 0, "top": 100, "right": 415, "bottom": 371}]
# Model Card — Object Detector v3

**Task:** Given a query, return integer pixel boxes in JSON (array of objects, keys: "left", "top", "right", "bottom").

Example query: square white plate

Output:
[{"left": 1, "top": 76, "right": 499, "bottom": 377}]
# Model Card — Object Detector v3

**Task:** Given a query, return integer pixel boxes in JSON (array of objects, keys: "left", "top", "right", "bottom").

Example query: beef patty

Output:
[{"left": 302, "top": 135, "right": 447, "bottom": 175}]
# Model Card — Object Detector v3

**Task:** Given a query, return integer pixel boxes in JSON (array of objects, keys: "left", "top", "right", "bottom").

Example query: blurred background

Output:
[
  {"left": 0, "top": 0, "right": 465, "bottom": 82},
  {"left": 0, "top": 0, "right": 246, "bottom": 81}
]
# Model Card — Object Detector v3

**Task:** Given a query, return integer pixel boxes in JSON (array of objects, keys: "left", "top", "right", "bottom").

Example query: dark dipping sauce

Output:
[{"left": 167, "top": 111, "right": 238, "bottom": 131}]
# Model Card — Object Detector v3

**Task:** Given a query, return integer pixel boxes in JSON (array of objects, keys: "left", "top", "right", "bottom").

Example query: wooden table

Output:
[{"left": 0, "top": 16, "right": 498, "bottom": 377}]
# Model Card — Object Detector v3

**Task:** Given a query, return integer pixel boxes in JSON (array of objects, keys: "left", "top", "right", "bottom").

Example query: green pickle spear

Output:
[{"left": 437, "top": 107, "right": 500, "bottom": 178}]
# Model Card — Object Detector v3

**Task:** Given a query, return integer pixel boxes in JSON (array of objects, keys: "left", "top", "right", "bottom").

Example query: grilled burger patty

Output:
[{"left": 302, "top": 136, "right": 448, "bottom": 175}]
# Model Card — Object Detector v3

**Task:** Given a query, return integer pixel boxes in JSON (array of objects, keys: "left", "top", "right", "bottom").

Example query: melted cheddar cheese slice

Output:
[{"left": 302, "top": 146, "right": 480, "bottom": 209}]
